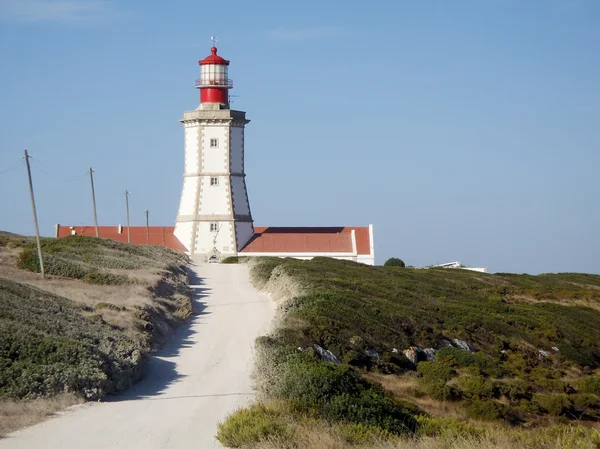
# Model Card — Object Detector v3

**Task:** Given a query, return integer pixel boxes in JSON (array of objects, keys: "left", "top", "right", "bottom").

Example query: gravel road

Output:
[{"left": 0, "top": 263, "right": 274, "bottom": 449}]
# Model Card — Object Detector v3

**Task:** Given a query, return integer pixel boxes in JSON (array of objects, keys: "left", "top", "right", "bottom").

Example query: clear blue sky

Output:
[{"left": 0, "top": 0, "right": 598, "bottom": 274}]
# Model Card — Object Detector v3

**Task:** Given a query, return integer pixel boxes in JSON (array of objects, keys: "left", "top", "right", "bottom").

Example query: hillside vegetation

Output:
[
  {"left": 0, "top": 235, "right": 191, "bottom": 435},
  {"left": 218, "top": 257, "right": 600, "bottom": 448}
]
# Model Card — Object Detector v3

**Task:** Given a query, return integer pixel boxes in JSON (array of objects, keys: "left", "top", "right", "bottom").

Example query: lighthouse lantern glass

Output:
[{"left": 201, "top": 64, "right": 228, "bottom": 86}]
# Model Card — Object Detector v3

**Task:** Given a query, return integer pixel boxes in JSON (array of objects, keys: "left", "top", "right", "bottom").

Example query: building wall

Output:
[
  {"left": 175, "top": 108, "right": 253, "bottom": 259},
  {"left": 230, "top": 126, "right": 244, "bottom": 174}
]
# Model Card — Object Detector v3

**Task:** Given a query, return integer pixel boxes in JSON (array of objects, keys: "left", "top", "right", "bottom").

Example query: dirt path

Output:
[{"left": 0, "top": 263, "right": 274, "bottom": 449}]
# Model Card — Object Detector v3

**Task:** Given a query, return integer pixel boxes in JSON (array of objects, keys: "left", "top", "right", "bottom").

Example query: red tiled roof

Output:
[
  {"left": 241, "top": 226, "right": 371, "bottom": 255},
  {"left": 56, "top": 226, "right": 187, "bottom": 252},
  {"left": 56, "top": 225, "right": 372, "bottom": 256}
]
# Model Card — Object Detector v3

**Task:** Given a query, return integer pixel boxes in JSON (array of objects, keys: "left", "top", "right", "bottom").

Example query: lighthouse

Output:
[
  {"left": 173, "top": 45, "right": 254, "bottom": 260},
  {"left": 56, "top": 44, "right": 376, "bottom": 265}
]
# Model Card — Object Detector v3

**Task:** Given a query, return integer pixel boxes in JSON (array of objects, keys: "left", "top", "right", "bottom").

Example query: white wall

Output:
[
  {"left": 173, "top": 221, "right": 193, "bottom": 253},
  {"left": 193, "top": 221, "right": 236, "bottom": 255},
  {"left": 198, "top": 176, "right": 231, "bottom": 216},
  {"left": 202, "top": 126, "right": 228, "bottom": 173},
  {"left": 184, "top": 125, "right": 199, "bottom": 174}
]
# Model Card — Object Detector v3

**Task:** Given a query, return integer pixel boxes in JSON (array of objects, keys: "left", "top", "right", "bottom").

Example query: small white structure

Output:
[{"left": 433, "top": 261, "right": 488, "bottom": 273}]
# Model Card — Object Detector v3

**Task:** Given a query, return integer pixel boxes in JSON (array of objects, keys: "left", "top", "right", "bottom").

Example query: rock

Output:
[
  {"left": 365, "top": 348, "right": 381, "bottom": 362},
  {"left": 423, "top": 348, "right": 437, "bottom": 361},
  {"left": 437, "top": 339, "right": 453, "bottom": 349},
  {"left": 453, "top": 339, "right": 475, "bottom": 352},
  {"left": 313, "top": 344, "right": 341, "bottom": 364},
  {"left": 403, "top": 346, "right": 420, "bottom": 365}
]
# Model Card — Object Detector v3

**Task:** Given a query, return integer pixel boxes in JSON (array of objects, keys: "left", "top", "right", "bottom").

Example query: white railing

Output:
[{"left": 195, "top": 79, "right": 233, "bottom": 88}]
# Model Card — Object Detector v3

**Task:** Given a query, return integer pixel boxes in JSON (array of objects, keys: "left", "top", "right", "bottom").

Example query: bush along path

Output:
[
  {"left": 1, "top": 236, "right": 192, "bottom": 413},
  {"left": 217, "top": 257, "right": 600, "bottom": 448}
]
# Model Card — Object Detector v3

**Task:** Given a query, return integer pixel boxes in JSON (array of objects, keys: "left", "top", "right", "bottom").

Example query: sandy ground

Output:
[{"left": 0, "top": 263, "right": 274, "bottom": 449}]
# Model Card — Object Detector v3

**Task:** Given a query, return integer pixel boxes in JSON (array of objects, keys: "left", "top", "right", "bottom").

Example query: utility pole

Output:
[
  {"left": 145, "top": 209, "right": 150, "bottom": 244},
  {"left": 24, "top": 149, "right": 45, "bottom": 279},
  {"left": 89, "top": 167, "right": 99, "bottom": 237},
  {"left": 125, "top": 190, "right": 131, "bottom": 243}
]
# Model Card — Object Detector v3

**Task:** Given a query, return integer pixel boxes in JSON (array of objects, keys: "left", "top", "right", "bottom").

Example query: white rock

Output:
[
  {"left": 403, "top": 346, "right": 420, "bottom": 365},
  {"left": 423, "top": 348, "right": 437, "bottom": 361},
  {"left": 313, "top": 344, "right": 341, "bottom": 364},
  {"left": 365, "top": 348, "right": 381, "bottom": 362},
  {"left": 453, "top": 339, "right": 475, "bottom": 352}
]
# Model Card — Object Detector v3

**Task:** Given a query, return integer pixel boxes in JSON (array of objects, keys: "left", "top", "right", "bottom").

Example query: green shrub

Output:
[
  {"left": 579, "top": 376, "right": 600, "bottom": 396},
  {"left": 82, "top": 272, "right": 129, "bottom": 285},
  {"left": 437, "top": 347, "right": 505, "bottom": 377},
  {"left": 458, "top": 376, "right": 496, "bottom": 399},
  {"left": 417, "top": 362, "right": 457, "bottom": 384},
  {"left": 524, "top": 367, "right": 567, "bottom": 393},
  {"left": 274, "top": 355, "right": 419, "bottom": 434},
  {"left": 384, "top": 258, "right": 406, "bottom": 267},
  {"left": 0, "top": 278, "right": 143, "bottom": 400},
  {"left": 466, "top": 398, "right": 512, "bottom": 421},
  {"left": 221, "top": 256, "right": 248, "bottom": 264},
  {"left": 217, "top": 404, "right": 287, "bottom": 447},
  {"left": 535, "top": 394, "right": 572, "bottom": 416},
  {"left": 417, "top": 362, "right": 459, "bottom": 401}
]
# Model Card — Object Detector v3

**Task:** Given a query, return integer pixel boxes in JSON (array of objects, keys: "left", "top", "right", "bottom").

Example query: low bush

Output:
[
  {"left": 0, "top": 279, "right": 143, "bottom": 400},
  {"left": 83, "top": 272, "right": 129, "bottom": 285},
  {"left": 458, "top": 376, "right": 496, "bottom": 399},
  {"left": 221, "top": 256, "right": 248, "bottom": 264},
  {"left": 535, "top": 394, "right": 572, "bottom": 416},
  {"left": 579, "top": 376, "right": 600, "bottom": 396},
  {"left": 269, "top": 351, "right": 419, "bottom": 435},
  {"left": 466, "top": 399, "right": 513, "bottom": 421},
  {"left": 417, "top": 362, "right": 456, "bottom": 384},
  {"left": 384, "top": 258, "right": 406, "bottom": 267},
  {"left": 217, "top": 404, "right": 288, "bottom": 447},
  {"left": 437, "top": 347, "right": 505, "bottom": 377},
  {"left": 417, "top": 362, "right": 459, "bottom": 401}
]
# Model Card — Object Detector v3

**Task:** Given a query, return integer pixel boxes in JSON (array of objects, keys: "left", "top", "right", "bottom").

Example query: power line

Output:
[
  {"left": 29, "top": 156, "right": 88, "bottom": 181},
  {"left": 0, "top": 158, "right": 24, "bottom": 176}
]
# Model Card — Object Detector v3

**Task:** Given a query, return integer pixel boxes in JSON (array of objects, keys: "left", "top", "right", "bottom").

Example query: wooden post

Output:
[
  {"left": 89, "top": 167, "right": 99, "bottom": 237},
  {"left": 145, "top": 209, "right": 149, "bottom": 244},
  {"left": 125, "top": 190, "right": 131, "bottom": 243},
  {"left": 24, "top": 149, "right": 45, "bottom": 279}
]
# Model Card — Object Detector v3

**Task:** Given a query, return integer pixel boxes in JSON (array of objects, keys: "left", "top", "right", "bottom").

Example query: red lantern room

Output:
[{"left": 196, "top": 46, "right": 233, "bottom": 106}]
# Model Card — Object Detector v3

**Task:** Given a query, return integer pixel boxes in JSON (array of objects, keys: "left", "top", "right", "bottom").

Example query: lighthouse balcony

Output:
[{"left": 196, "top": 79, "right": 233, "bottom": 89}]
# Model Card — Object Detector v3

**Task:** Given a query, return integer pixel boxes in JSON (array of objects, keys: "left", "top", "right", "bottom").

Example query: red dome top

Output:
[{"left": 199, "top": 47, "right": 230, "bottom": 66}]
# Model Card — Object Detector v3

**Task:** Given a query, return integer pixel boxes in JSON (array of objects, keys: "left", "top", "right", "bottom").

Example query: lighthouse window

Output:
[
  {"left": 210, "top": 138, "right": 219, "bottom": 148},
  {"left": 210, "top": 222, "right": 218, "bottom": 232},
  {"left": 210, "top": 177, "right": 219, "bottom": 186}
]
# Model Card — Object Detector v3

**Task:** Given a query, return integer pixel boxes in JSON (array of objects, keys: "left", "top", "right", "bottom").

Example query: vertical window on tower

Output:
[
  {"left": 210, "top": 138, "right": 219, "bottom": 148},
  {"left": 210, "top": 222, "right": 218, "bottom": 232},
  {"left": 210, "top": 177, "right": 219, "bottom": 186}
]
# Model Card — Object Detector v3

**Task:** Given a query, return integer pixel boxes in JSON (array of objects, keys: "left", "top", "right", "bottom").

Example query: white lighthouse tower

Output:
[{"left": 174, "top": 43, "right": 254, "bottom": 260}]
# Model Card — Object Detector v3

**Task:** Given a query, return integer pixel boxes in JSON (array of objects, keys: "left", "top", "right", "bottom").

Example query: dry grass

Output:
[
  {"left": 364, "top": 373, "right": 469, "bottom": 421},
  {"left": 250, "top": 423, "right": 600, "bottom": 449},
  {"left": 0, "top": 394, "right": 83, "bottom": 436}
]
